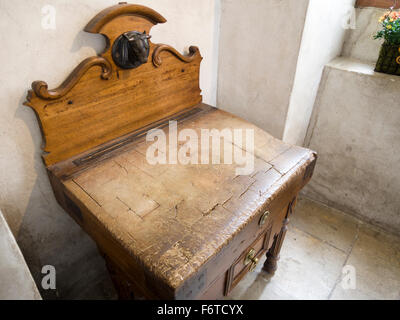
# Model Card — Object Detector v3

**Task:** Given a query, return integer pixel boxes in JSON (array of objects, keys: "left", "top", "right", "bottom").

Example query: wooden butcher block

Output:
[{"left": 24, "top": 3, "right": 317, "bottom": 300}]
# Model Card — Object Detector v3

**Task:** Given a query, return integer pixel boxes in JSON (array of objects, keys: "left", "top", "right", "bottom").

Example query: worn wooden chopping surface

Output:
[{"left": 62, "top": 105, "right": 315, "bottom": 291}]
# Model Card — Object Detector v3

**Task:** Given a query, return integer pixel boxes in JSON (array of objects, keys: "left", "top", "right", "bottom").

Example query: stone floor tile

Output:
[
  {"left": 330, "top": 224, "right": 400, "bottom": 300},
  {"left": 291, "top": 197, "right": 359, "bottom": 253},
  {"left": 229, "top": 226, "right": 347, "bottom": 300}
]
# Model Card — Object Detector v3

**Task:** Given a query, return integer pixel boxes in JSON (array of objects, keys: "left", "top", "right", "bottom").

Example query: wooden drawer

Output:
[
  {"left": 225, "top": 226, "right": 273, "bottom": 295},
  {"left": 195, "top": 202, "right": 288, "bottom": 300},
  {"left": 198, "top": 222, "right": 274, "bottom": 300}
]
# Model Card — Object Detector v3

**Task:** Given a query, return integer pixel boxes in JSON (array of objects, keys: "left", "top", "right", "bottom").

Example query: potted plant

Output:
[{"left": 374, "top": 9, "right": 400, "bottom": 75}]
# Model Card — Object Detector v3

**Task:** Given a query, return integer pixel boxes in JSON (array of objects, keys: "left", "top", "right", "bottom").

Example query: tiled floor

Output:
[
  {"left": 80, "top": 197, "right": 400, "bottom": 300},
  {"left": 227, "top": 197, "right": 400, "bottom": 300}
]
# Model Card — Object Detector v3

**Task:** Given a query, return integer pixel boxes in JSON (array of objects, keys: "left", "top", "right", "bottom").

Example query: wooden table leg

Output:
[
  {"left": 97, "top": 245, "right": 155, "bottom": 300},
  {"left": 96, "top": 247, "right": 138, "bottom": 300},
  {"left": 263, "top": 197, "right": 297, "bottom": 274},
  {"left": 104, "top": 256, "right": 136, "bottom": 300}
]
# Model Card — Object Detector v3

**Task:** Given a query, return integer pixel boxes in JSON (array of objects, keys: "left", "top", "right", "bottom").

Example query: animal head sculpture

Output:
[{"left": 112, "top": 31, "right": 151, "bottom": 69}]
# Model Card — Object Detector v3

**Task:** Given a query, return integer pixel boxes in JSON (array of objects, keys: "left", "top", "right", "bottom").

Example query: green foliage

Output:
[{"left": 374, "top": 11, "right": 400, "bottom": 45}]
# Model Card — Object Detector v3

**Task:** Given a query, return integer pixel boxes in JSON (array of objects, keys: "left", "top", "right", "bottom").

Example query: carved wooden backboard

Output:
[{"left": 25, "top": 3, "right": 202, "bottom": 167}]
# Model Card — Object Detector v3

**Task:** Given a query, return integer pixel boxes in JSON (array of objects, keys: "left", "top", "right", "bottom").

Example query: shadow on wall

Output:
[
  {"left": 10, "top": 29, "right": 114, "bottom": 300},
  {"left": 70, "top": 31, "right": 106, "bottom": 54}
]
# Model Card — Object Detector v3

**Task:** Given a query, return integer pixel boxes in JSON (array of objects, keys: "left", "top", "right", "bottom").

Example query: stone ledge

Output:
[
  {"left": 304, "top": 55, "right": 400, "bottom": 236},
  {"left": 328, "top": 57, "right": 400, "bottom": 81}
]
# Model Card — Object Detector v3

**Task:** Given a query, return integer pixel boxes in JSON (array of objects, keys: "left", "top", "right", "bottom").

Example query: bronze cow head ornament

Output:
[{"left": 112, "top": 31, "right": 151, "bottom": 69}]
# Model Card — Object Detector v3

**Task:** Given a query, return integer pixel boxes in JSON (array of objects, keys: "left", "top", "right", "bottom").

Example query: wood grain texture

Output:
[
  {"left": 225, "top": 224, "right": 273, "bottom": 295},
  {"left": 27, "top": 3, "right": 317, "bottom": 300},
  {"left": 24, "top": 3, "right": 202, "bottom": 166},
  {"left": 153, "top": 45, "right": 200, "bottom": 68},
  {"left": 356, "top": 0, "right": 400, "bottom": 8},
  {"left": 50, "top": 106, "right": 317, "bottom": 299},
  {"left": 84, "top": 3, "right": 167, "bottom": 33},
  {"left": 28, "top": 57, "right": 112, "bottom": 100},
  {"left": 264, "top": 197, "right": 296, "bottom": 274}
]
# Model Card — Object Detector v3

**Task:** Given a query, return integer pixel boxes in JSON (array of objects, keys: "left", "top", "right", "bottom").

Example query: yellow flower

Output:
[
  {"left": 387, "top": 25, "right": 392, "bottom": 29},
  {"left": 390, "top": 19, "right": 394, "bottom": 22}
]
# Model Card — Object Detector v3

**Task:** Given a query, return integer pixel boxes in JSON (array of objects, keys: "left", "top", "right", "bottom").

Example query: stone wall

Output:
[{"left": 217, "top": 0, "right": 310, "bottom": 139}]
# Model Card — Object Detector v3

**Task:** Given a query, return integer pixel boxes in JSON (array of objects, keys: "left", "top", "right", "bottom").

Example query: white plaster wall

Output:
[
  {"left": 342, "top": 7, "right": 386, "bottom": 63},
  {"left": 0, "top": 210, "right": 41, "bottom": 300},
  {"left": 217, "top": 0, "right": 310, "bottom": 139},
  {"left": 283, "top": 0, "right": 356, "bottom": 146},
  {"left": 0, "top": 0, "right": 220, "bottom": 299}
]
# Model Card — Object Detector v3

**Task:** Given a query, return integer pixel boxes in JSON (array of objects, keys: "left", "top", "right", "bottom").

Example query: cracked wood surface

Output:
[
  {"left": 27, "top": 4, "right": 317, "bottom": 300},
  {"left": 59, "top": 106, "right": 316, "bottom": 297}
]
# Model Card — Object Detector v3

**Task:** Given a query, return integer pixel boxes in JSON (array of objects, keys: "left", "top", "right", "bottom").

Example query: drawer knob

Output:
[
  {"left": 259, "top": 211, "right": 270, "bottom": 226},
  {"left": 244, "top": 248, "right": 259, "bottom": 272}
]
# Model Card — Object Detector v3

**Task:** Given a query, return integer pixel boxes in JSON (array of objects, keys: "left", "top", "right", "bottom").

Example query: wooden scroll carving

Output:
[
  {"left": 84, "top": 3, "right": 167, "bottom": 32},
  {"left": 24, "top": 3, "right": 203, "bottom": 167},
  {"left": 152, "top": 45, "right": 200, "bottom": 68},
  {"left": 29, "top": 57, "right": 112, "bottom": 100}
]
